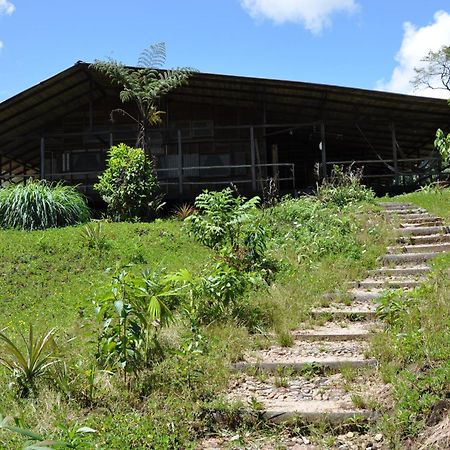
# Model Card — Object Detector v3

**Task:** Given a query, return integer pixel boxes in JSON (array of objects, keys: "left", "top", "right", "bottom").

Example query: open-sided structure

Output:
[{"left": 1, "top": 62, "right": 449, "bottom": 199}]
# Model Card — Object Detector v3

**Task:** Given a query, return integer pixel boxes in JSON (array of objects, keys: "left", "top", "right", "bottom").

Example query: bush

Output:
[
  {"left": 95, "top": 143, "right": 163, "bottom": 222},
  {"left": 0, "top": 180, "right": 90, "bottom": 230},
  {"left": 186, "top": 188, "right": 271, "bottom": 272},
  {"left": 317, "top": 165, "right": 375, "bottom": 207}
]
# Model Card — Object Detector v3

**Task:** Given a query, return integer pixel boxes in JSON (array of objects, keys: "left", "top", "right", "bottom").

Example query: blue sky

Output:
[{"left": 1, "top": 0, "right": 450, "bottom": 101}]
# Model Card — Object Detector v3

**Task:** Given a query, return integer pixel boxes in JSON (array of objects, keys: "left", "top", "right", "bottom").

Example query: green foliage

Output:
[
  {"left": 187, "top": 188, "right": 270, "bottom": 272},
  {"left": 95, "top": 143, "right": 163, "bottom": 222},
  {"left": 317, "top": 165, "right": 375, "bottom": 207},
  {"left": 373, "top": 269, "right": 450, "bottom": 442},
  {"left": 94, "top": 267, "right": 180, "bottom": 375},
  {"left": 0, "top": 325, "right": 59, "bottom": 397},
  {"left": 435, "top": 128, "right": 450, "bottom": 165},
  {"left": 91, "top": 42, "right": 193, "bottom": 154},
  {"left": 0, "top": 414, "right": 97, "bottom": 450},
  {"left": 271, "top": 196, "right": 365, "bottom": 261},
  {"left": 0, "top": 180, "right": 89, "bottom": 231}
]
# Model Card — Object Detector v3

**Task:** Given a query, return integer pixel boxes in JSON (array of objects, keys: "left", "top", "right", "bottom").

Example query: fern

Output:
[{"left": 91, "top": 42, "right": 195, "bottom": 155}]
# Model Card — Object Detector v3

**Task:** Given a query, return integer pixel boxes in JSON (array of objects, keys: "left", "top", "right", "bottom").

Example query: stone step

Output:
[
  {"left": 262, "top": 404, "right": 378, "bottom": 423},
  {"left": 292, "top": 323, "right": 376, "bottom": 341},
  {"left": 400, "top": 219, "right": 444, "bottom": 228},
  {"left": 228, "top": 372, "right": 380, "bottom": 423},
  {"left": 382, "top": 251, "right": 440, "bottom": 264},
  {"left": 387, "top": 242, "right": 450, "bottom": 254},
  {"left": 398, "top": 234, "right": 450, "bottom": 245},
  {"left": 379, "top": 202, "right": 415, "bottom": 209},
  {"left": 325, "top": 288, "right": 394, "bottom": 302},
  {"left": 350, "top": 278, "right": 423, "bottom": 289},
  {"left": 369, "top": 266, "right": 430, "bottom": 277},
  {"left": 233, "top": 358, "right": 377, "bottom": 372},
  {"left": 392, "top": 213, "right": 432, "bottom": 220},
  {"left": 397, "top": 226, "right": 448, "bottom": 236},
  {"left": 311, "top": 306, "right": 377, "bottom": 320},
  {"left": 384, "top": 208, "right": 427, "bottom": 215}
]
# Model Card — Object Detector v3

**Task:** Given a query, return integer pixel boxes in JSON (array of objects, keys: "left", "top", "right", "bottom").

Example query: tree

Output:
[
  {"left": 91, "top": 42, "right": 194, "bottom": 158},
  {"left": 413, "top": 46, "right": 450, "bottom": 168},
  {"left": 413, "top": 45, "right": 450, "bottom": 96}
]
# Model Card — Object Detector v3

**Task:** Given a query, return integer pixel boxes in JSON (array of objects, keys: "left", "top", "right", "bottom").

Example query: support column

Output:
[
  {"left": 250, "top": 126, "right": 257, "bottom": 191},
  {"left": 40, "top": 137, "right": 45, "bottom": 180},
  {"left": 109, "top": 133, "right": 114, "bottom": 147},
  {"left": 391, "top": 122, "right": 399, "bottom": 185},
  {"left": 320, "top": 122, "right": 327, "bottom": 181},
  {"left": 177, "top": 129, "right": 183, "bottom": 196}
]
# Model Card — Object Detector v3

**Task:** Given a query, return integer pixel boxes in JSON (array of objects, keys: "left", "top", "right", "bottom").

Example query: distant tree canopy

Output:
[
  {"left": 413, "top": 46, "right": 450, "bottom": 167},
  {"left": 413, "top": 45, "right": 450, "bottom": 97},
  {"left": 91, "top": 43, "right": 194, "bottom": 158}
]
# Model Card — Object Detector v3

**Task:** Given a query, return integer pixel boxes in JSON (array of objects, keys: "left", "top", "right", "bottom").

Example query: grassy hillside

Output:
[{"left": 1, "top": 186, "right": 431, "bottom": 449}]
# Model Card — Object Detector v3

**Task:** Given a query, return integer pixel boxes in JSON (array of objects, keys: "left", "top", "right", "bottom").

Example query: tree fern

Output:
[{"left": 91, "top": 42, "right": 195, "bottom": 157}]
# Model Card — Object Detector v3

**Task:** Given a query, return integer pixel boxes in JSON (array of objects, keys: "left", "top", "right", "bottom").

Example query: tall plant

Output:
[{"left": 91, "top": 42, "right": 194, "bottom": 157}]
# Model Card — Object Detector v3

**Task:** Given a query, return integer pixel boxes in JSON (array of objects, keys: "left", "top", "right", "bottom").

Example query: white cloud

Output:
[
  {"left": 377, "top": 10, "right": 450, "bottom": 99},
  {"left": 0, "top": 41, "right": 3, "bottom": 50},
  {"left": 240, "top": 0, "right": 359, "bottom": 34},
  {"left": 0, "top": 0, "right": 15, "bottom": 16}
]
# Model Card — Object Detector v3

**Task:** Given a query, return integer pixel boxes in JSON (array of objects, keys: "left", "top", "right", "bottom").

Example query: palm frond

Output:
[{"left": 138, "top": 42, "right": 166, "bottom": 68}]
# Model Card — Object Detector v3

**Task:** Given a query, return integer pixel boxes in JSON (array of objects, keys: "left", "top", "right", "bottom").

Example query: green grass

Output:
[
  {"left": 0, "top": 220, "right": 211, "bottom": 330},
  {"left": 382, "top": 187, "right": 450, "bottom": 221}
]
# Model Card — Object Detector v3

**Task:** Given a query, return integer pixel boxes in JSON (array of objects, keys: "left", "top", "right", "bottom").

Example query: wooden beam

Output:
[
  {"left": 320, "top": 122, "right": 327, "bottom": 181},
  {"left": 250, "top": 126, "right": 257, "bottom": 191},
  {"left": 40, "top": 137, "right": 45, "bottom": 179},
  {"left": 177, "top": 129, "right": 183, "bottom": 196}
]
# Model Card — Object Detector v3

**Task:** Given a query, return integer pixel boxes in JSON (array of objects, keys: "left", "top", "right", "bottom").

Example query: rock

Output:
[
  {"left": 374, "top": 433, "right": 383, "bottom": 442},
  {"left": 302, "top": 437, "right": 311, "bottom": 445},
  {"left": 347, "top": 432, "right": 354, "bottom": 438}
]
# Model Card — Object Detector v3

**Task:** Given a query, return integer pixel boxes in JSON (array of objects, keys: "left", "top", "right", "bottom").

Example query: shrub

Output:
[
  {"left": 186, "top": 188, "right": 271, "bottom": 272},
  {"left": 0, "top": 180, "right": 90, "bottom": 230},
  {"left": 95, "top": 143, "right": 163, "bottom": 222},
  {"left": 317, "top": 165, "right": 375, "bottom": 207}
]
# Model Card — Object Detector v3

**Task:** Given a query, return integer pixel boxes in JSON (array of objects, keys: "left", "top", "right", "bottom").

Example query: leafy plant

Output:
[
  {"left": 186, "top": 188, "right": 271, "bottom": 272},
  {"left": 0, "top": 325, "right": 59, "bottom": 397},
  {"left": 435, "top": 128, "right": 450, "bottom": 167},
  {"left": 94, "top": 143, "right": 164, "bottom": 222},
  {"left": 94, "top": 267, "right": 180, "bottom": 377},
  {"left": 0, "top": 180, "right": 90, "bottom": 230}
]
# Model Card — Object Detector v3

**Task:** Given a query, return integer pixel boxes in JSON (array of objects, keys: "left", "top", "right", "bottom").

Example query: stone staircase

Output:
[{"left": 228, "top": 202, "right": 449, "bottom": 426}]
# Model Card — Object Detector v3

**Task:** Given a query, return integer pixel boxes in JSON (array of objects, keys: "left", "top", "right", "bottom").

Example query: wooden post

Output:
[
  {"left": 320, "top": 122, "right": 327, "bottom": 181},
  {"left": 40, "top": 137, "right": 45, "bottom": 180},
  {"left": 391, "top": 122, "right": 399, "bottom": 184},
  {"left": 177, "top": 129, "right": 183, "bottom": 196},
  {"left": 250, "top": 126, "right": 257, "bottom": 191}
]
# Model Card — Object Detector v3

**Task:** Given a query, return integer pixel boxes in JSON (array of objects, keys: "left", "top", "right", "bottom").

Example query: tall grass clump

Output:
[
  {"left": 317, "top": 165, "right": 375, "bottom": 207},
  {"left": 0, "top": 180, "right": 90, "bottom": 230}
]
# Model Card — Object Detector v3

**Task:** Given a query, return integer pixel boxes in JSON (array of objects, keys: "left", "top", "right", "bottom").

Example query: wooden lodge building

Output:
[{"left": 1, "top": 62, "right": 449, "bottom": 200}]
